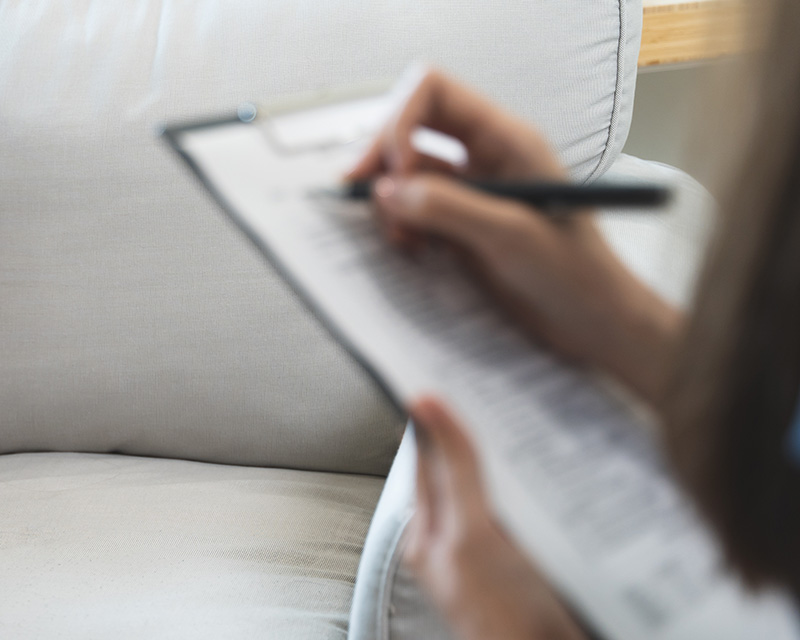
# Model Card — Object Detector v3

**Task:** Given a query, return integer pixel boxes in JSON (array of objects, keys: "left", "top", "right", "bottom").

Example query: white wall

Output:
[
  {"left": 622, "top": 60, "right": 739, "bottom": 190},
  {"left": 623, "top": 65, "right": 701, "bottom": 173}
]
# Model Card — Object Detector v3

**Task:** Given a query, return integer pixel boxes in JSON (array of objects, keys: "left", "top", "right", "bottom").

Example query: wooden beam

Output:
[{"left": 639, "top": 1, "right": 752, "bottom": 68}]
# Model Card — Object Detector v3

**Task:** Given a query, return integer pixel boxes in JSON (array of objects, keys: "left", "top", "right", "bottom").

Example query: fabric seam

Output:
[{"left": 585, "top": 0, "right": 628, "bottom": 183}]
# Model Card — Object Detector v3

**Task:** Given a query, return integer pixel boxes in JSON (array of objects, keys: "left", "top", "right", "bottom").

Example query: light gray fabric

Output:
[
  {"left": 0, "top": 131, "right": 403, "bottom": 474},
  {"left": 349, "top": 429, "right": 416, "bottom": 640},
  {"left": 597, "top": 154, "right": 716, "bottom": 309},
  {"left": 349, "top": 427, "right": 454, "bottom": 640},
  {"left": 0, "top": 0, "right": 640, "bottom": 178},
  {"left": 0, "top": 452, "right": 384, "bottom": 640},
  {"left": 1, "top": 0, "right": 637, "bottom": 471},
  {"left": 350, "top": 157, "right": 715, "bottom": 640}
]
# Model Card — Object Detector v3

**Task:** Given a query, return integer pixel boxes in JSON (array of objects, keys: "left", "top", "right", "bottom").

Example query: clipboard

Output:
[
  {"left": 163, "top": 81, "right": 395, "bottom": 155},
  {"left": 160, "top": 83, "right": 800, "bottom": 640}
]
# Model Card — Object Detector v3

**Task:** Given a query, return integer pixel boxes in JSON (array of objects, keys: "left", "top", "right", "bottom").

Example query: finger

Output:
[
  {"left": 345, "top": 134, "right": 387, "bottom": 181},
  {"left": 373, "top": 174, "right": 553, "bottom": 255},
  {"left": 347, "top": 70, "right": 509, "bottom": 179},
  {"left": 351, "top": 150, "right": 459, "bottom": 185},
  {"left": 404, "top": 418, "right": 441, "bottom": 572},
  {"left": 410, "top": 152, "right": 462, "bottom": 176},
  {"left": 385, "top": 71, "right": 511, "bottom": 175},
  {"left": 370, "top": 184, "right": 426, "bottom": 251},
  {"left": 409, "top": 397, "right": 491, "bottom": 524},
  {"left": 344, "top": 74, "right": 436, "bottom": 180},
  {"left": 413, "top": 416, "right": 440, "bottom": 537},
  {"left": 384, "top": 223, "right": 426, "bottom": 252},
  {"left": 403, "top": 511, "right": 425, "bottom": 571}
]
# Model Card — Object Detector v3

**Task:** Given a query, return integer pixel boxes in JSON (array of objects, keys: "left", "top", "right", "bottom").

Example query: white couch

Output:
[{"left": 0, "top": 1, "right": 711, "bottom": 638}]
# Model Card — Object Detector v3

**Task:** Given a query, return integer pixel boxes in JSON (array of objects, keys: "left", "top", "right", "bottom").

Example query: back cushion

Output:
[{"left": 0, "top": 0, "right": 640, "bottom": 475}]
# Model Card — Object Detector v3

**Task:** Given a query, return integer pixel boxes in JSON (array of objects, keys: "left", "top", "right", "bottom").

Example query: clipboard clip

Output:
[{"left": 241, "top": 82, "right": 396, "bottom": 156}]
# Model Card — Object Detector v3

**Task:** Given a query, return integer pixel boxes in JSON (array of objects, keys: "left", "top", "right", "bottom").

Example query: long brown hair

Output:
[{"left": 666, "top": 0, "right": 800, "bottom": 595}]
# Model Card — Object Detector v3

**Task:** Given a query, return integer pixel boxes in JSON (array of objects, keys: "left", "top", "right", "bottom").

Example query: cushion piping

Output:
[
  {"left": 378, "top": 513, "right": 415, "bottom": 640},
  {"left": 586, "top": 0, "right": 628, "bottom": 183}
]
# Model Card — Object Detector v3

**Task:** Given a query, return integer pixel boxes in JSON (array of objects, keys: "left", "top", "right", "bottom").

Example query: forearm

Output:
[{"left": 592, "top": 275, "right": 684, "bottom": 409}]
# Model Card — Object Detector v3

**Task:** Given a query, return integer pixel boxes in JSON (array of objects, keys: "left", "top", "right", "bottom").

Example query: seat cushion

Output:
[{"left": 0, "top": 453, "right": 384, "bottom": 640}]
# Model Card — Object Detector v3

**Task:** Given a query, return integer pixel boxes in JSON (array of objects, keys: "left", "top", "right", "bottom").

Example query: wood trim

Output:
[{"left": 639, "top": 1, "right": 752, "bottom": 67}]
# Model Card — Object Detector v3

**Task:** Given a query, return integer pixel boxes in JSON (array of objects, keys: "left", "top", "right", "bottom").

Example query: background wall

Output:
[
  {"left": 622, "top": 60, "right": 739, "bottom": 190},
  {"left": 622, "top": 64, "right": 704, "bottom": 175}
]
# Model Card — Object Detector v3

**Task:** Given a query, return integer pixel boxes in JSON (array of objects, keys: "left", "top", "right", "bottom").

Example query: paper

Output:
[{"left": 166, "top": 93, "right": 799, "bottom": 640}]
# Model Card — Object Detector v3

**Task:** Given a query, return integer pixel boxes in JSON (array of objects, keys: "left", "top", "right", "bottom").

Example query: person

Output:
[{"left": 346, "top": 0, "right": 800, "bottom": 637}]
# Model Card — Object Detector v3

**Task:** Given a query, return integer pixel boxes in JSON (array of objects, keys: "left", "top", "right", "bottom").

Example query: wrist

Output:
[{"left": 593, "top": 279, "right": 684, "bottom": 408}]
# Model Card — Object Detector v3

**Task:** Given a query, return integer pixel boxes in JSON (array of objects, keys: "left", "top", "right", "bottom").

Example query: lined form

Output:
[{"left": 302, "top": 192, "right": 719, "bottom": 630}]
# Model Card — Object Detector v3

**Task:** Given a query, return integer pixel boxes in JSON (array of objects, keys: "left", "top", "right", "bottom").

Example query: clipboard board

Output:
[
  {"left": 163, "top": 81, "right": 395, "bottom": 154},
  {"left": 159, "top": 82, "right": 800, "bottom": 640}
]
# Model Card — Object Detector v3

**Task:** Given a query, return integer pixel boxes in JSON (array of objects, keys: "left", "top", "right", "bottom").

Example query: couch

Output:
[{"left": 0, "top": 1, "right": 712, "bottom": 638}]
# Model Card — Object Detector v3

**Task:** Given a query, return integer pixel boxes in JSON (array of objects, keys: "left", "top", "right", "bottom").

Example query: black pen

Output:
[{"left": 338, "top": 179, "right": 671, "bottom": 212}]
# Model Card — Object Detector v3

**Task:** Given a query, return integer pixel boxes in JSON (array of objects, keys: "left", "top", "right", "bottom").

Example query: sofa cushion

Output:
[
  {"left": 0, "top": 0, "right": 639, "bottom": 472},
  {"left": 0, "top": 452, "right": 384, "bottom": 640}
]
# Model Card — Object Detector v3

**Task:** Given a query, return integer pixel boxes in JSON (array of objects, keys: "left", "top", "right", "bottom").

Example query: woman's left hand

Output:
[{"left": 405, "top": 397, "right": 588, "bottom": 640}]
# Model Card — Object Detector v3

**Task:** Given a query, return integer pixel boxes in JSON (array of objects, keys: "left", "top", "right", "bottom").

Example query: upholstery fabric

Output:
[
  {"left": 0, "top": 0, "right": 638, "bottom": 471},
  {"left": 349, "top": 430, "right": 453, "bottom": 640},
  {"left": 0, "top": 452, "right": 384, "bottom": 640},
  {"left": 596, "top": 154, "right": 716, "bottom": 308},
  {"left": 349, "top": 156, "right": 716, "bottom": 640}
]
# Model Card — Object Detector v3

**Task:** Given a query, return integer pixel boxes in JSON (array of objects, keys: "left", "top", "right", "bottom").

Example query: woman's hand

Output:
[
  {"left": 405, "top": 397, "right": 588, "bottom": 640},
  {"left": 349, "top": 71, "right": 682, "bottom": 406}
]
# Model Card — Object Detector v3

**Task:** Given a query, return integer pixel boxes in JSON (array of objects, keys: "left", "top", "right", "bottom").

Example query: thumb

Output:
[
  {"left": 410, "top": 396, "right": 490, "bottom": 524},
  {"left": 373, "top": 175, "right": 545, "bottom": 252}
]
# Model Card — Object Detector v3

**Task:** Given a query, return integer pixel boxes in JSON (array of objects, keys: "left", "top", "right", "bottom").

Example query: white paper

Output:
[{"left": 169, "top": 96, "right": 799, "bottom": 640}]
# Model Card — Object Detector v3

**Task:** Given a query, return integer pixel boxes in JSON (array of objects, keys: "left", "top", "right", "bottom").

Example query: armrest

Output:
[
  {"left": 596, "top": 154, "right": 716, "bottom": 310},
  {"left": 348, "top": 424, "right": 413, "bottom": 640},
  {"left": 348, "top": 425, "right": 453, "bottom": 640}
]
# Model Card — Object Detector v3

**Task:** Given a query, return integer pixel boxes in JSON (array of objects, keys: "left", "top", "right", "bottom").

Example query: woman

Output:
[{"left": 347, "top": 0, "right": 800, "bottom": 637}]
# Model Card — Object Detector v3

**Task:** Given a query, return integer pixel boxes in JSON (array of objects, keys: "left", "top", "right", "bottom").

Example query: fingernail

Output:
[{"left": 374, "top": 176, "right": 396, "bottom": 200}]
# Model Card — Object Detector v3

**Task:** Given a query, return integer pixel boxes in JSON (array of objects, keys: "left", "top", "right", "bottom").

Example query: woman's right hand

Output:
[{"left": 348, "top": 70, "right": 682, "bottom": 406}]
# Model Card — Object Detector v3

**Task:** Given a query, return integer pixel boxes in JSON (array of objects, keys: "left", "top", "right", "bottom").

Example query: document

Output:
[{"left": 165, "top": 89, "right": 799, "bottom": 640}]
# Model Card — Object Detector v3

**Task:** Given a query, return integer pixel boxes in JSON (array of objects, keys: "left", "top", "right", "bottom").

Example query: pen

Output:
[{"left": 339, "top": 179, "right": 671, "bottom": 211}]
